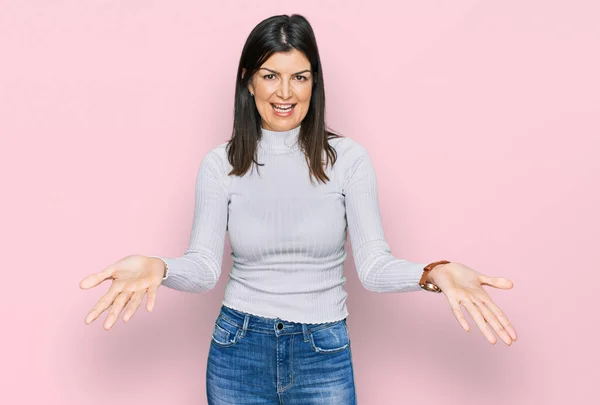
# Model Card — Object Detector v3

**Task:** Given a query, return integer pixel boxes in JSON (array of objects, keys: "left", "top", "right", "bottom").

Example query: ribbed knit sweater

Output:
[{"left": 155, "top": 125, "right": 428, "bottom": 323}]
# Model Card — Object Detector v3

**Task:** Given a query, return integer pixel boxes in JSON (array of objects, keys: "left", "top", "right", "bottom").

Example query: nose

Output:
[{"left": 276, "top": 79, "right": 292, "bottom": 99}]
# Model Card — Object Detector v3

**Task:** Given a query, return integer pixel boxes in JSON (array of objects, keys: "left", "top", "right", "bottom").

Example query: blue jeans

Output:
[{"left": 206, "top": 305, "right": 358, "bottom": 404}]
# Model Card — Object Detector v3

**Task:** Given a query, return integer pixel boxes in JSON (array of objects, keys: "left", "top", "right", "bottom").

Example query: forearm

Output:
[
  {"left": 355, "top": 241, "right": 428, "bottom": 292},
  {"left": 152, "top": 253, "right": 220, "bottom": 293}
]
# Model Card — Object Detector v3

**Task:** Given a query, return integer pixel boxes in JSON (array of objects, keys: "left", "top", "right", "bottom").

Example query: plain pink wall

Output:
[{"left": 1, "top": 1, "right": 598, "bottom": 404}]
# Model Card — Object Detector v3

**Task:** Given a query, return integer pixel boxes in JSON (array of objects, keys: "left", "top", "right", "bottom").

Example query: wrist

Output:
[
  {"left": 426, "top": 263, "right": 449, "bottom": 284},
  {"left": 419, "top": 260, "right": 451, "bottom": 293},
  {"left": 147, "top": 256, "right": 168, "bottom": 279}
]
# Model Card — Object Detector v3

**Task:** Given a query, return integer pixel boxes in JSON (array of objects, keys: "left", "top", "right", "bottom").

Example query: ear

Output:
[{"left": 242, "top": 68, "right": 255, "bottom": 95}]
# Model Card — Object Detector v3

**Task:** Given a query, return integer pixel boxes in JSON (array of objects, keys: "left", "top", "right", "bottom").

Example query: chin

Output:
[{"left": 265, "top": 120, "right": 301, "bottom": 132}]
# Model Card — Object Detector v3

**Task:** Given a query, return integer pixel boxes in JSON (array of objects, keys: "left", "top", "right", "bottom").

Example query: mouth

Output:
[{"left": 271, "top": 103, "right": 296, "bottom": 116}]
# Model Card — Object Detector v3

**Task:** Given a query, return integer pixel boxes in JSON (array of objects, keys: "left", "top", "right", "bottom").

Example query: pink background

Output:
[{"left": 1, "top": 1, "right": 598, "bottom": 404}]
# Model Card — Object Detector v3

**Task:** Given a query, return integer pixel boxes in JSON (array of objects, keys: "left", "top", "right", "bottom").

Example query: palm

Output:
[
  {"left": 430, "top": 262, "right": 518, "bottom": 346},
  {"left": 79, "top": 255, "right": 163, "bottom": 331}
]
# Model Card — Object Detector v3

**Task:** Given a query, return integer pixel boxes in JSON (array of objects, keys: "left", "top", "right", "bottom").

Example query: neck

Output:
[{"left": 259, "top": 125, "right": 301, "bottom": 154}]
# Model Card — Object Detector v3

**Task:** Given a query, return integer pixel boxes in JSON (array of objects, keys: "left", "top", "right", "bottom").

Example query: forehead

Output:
[{"left": 260, "top": 49, "right": 311, "bottom": 72}]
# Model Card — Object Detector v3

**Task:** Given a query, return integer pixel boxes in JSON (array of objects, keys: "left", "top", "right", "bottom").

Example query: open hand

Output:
[
  {"left": 79, "top": 255, "right": 165, "bottom": 331},
  {"left": 428, "top": 262, "right": 518, "bottom": 346}
]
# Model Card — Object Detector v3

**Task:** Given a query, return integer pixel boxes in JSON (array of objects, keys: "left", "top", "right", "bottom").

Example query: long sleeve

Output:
[
  {"left": 343, "top": 148, "right": 427, "bottom": 293},
  {"left": 155, "top": 149, "right": 229, "bottom": 293}
]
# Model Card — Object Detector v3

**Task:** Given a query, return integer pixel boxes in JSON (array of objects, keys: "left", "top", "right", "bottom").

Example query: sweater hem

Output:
[{"left": 220, "top": 300, "right": 349, "bottom": 325}]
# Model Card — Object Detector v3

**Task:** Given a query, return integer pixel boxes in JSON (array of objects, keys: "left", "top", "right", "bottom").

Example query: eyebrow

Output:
[{"left": 259, "top": 67, "right": 312, "bottom": 75}]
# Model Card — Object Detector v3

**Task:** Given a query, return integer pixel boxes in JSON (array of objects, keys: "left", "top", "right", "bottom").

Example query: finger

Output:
[
  {"left": 479, "top": 275, "right": 514, "bottom": 290},
  {"left": 79, "top": 265, "right": 117, "bottom": 290},
  {"left": 480, "top": 297, "right": 518, "bottom": 341},
  {"left": 104, "top": 291, "right": 133, "bottom": 331},
  {"left": 84, "top": 287, "right": 121, "bottom": 325},
  {"left": 448, "top": 298, "right": 471, "bottom": 332},
  {"left": 459, "top": 298, "right": 497, "bottom": 345},
  {"left": 122, "top": 290, "right": 146, "bottom": 323},
  {"left": 146, "top": 284, "right": 158, "bottom": 312},
  {"left": 472, "top": 297, "right": 513, "bottom": 346}
]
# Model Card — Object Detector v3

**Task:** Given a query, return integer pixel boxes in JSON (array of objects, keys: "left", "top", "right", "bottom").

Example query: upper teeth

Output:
[{"left": 273, "top": 104, "right": 293, "bottom": 109}]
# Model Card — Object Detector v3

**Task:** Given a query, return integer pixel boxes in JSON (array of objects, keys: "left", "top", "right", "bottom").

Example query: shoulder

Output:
[
  {"left": 195, "top": 142, "right": 231, "bottom": 180},
  {"left": 329, "top": 136, "right": 378, "bottom": 189},
  {"left": 208, "top": 142, "right": 229, "bottom": 161},
  {"left": 205, "top": 142, "right": 230, "bottom": 166},
  {"left": 329, "top": 135, "right": 370, "bottom": 165}
]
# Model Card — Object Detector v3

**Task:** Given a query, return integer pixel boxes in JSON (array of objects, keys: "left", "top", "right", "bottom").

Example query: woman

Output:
[{"left": 80, "top": 14, "right": 517, "bottom": 404}]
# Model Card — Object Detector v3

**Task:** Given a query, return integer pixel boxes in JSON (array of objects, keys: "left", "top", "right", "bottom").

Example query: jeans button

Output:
[{"left": 277, "top": 322, "right": 283, "bottom": 330}]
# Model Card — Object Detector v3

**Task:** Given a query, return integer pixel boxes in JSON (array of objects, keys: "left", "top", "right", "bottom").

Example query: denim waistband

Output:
[{"left": 217, "top": 305, "right": 346, "bottom": 336}]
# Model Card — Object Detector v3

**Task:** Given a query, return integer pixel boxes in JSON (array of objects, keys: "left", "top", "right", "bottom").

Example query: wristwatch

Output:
[{"left": 419, "top": 260, "right": 451, "bottom": 293}]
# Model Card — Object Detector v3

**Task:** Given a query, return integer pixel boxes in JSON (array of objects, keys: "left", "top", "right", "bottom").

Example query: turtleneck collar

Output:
[{"left": 259, "top": 125, "right": 301, "bottom": 154}]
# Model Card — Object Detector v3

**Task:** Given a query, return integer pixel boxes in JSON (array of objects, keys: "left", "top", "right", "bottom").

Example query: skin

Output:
[
  {"left": 245, "top": 49, "right": 312, "bottom": 131},
  {"left": 79, "top": 49, "right": 518, "bottom": 347},
  {"left": 427, "top": 263, "right": 517, "bottom": 345},
  {"left": 79, "top": 255, "right": 164, "bottom": 330}
]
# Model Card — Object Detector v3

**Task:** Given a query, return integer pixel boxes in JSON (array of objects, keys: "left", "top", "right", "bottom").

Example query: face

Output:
[{"left": 246, "top": 49, "right": 313, "bottom": 131}]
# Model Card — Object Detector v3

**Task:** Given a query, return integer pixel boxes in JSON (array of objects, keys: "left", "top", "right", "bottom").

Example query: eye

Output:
[
  {"left": 295, "top": 75, "right": 308, "bottom": 81},
  {"left": 263, "top": 74, "right": 276, "bottom": 80}
]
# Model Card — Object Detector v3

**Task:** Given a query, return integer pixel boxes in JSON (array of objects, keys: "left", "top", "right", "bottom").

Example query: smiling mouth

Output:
[{"left": 271, "top": 103, "right": 296, "bottom": 113}]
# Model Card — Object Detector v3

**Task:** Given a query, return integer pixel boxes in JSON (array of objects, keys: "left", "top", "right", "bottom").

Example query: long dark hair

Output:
[{"left": 225, "top": 14, "right": 343, "bottom": 184}]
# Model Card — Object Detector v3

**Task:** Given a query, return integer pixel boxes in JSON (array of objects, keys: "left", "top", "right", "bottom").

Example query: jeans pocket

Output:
[
  {"left": 308, "top": 320, "right": 350, "bottom": 354},
  {"left": 211, "top": 316, "right": 242, "bottom": 348}
]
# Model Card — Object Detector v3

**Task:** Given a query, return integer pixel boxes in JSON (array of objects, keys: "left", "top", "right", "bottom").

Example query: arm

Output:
[
  {"left": 152, "top": 150, "right": 229, "bottom": 293},
  {"left": 344, "top": 148, "right": 427, "bottom": 293}
]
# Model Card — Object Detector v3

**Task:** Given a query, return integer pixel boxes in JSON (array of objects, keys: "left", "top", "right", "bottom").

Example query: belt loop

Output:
[
  {"left": 240, "top": 314, "right": 250, "bottom": 338},
  {"left": 302, "top": 324, "right": 309, "bottom": 342}
]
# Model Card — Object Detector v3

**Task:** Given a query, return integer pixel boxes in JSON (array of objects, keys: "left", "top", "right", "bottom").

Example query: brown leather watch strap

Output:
[{"left": 419, "top": 260, "right": 451, "bottom": 293}]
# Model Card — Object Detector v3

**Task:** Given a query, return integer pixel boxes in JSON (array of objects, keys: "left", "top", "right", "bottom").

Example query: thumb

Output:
[
  {"left": 79, "top": 266, "right": 115, "bottom": 290},
  {"left": 480, "top": 275, "right": 514, "bottom": 289}
]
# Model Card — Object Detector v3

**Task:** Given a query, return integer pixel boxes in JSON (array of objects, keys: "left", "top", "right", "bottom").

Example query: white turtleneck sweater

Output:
[{"left": 155, "top": 125, "right": 428, "bottom": 323}]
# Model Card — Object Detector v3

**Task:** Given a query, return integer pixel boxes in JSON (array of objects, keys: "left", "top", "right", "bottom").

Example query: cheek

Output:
[
  {"left": 297, "top": 85, "right": 312, "bottom": 99},
  {"left": 299, "top": 95, "right": 311, "bottom": 111},
  {"left": 257, "top": 82, "right": 278, "bottom": 96},
  {"left": 295, "top": 87, "right": 312, "bottom": 106}
]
